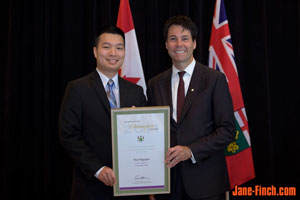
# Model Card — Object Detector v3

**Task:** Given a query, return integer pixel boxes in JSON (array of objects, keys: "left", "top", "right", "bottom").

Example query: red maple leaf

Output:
[{"left": 122, "top": 75, "right": 140, "bottom": 84}]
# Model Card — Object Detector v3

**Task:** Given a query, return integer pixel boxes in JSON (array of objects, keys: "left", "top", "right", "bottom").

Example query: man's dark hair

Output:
[
  {"left": 95, "top": 26, "right": 125, "bottom": 47},
  {"left": 163, "top": 15, "right": 198, "bottom": 41}
]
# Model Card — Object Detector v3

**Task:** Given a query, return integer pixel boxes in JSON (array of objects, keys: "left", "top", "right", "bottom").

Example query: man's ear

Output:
[{"left": 93, "top": 46, "right": 97, "bottom": 59}]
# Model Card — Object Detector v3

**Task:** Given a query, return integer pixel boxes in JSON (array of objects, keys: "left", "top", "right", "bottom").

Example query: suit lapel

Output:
[
  {"left": 89, "top": 70, "right": 111, "bottom": 115},
  {"left": 157, "top": 69, "right": 178, "bottom": 126},
  {"left": 158, "top": 69, "right": 173, "bottom": 115},
  {"left": 179, "top": 63, "right": 206, "bottom": 123},
  {"left": 119, "top": 77, "right": 130, "bottom": 107}
]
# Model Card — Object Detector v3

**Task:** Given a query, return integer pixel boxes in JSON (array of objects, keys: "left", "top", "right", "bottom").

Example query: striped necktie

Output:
[{"left": 106, "top": 79, "right": 117, "bottom": 108}]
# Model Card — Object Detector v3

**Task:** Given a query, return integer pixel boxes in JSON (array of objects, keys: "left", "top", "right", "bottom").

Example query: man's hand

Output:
[
  {"left": 165, "top": 145, "right": 192, "bottom": 168},
  {"left": 97, "top": 167, "right": 116, "bottom": 186}
]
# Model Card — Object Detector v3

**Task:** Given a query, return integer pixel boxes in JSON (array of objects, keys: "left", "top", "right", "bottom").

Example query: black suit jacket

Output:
[
  {"left": 59, "top": 70, "right": 146, "bottom": 200},
  {"left": 147, "top": 62, "right": 235, "bottom": 199}
]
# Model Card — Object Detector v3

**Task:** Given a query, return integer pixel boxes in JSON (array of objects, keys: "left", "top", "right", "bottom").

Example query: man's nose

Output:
[
  {"left": 109, "top": 47, "right": 116, "bottom": 56},
  {"left": 176, "top": 39, "right": 183, "bottom": 47}
]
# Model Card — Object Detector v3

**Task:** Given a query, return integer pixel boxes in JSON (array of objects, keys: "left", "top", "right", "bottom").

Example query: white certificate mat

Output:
[{"left": 111, "top": 106, "right": 170, "bottom": 196}]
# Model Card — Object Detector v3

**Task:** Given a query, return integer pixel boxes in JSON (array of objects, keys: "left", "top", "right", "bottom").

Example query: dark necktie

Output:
[
  {"left": 177, "top": 71, "right": 185, "bottom": 121},
  {"left": 106, "top": 79, "right": 117, "bottom": 108}
]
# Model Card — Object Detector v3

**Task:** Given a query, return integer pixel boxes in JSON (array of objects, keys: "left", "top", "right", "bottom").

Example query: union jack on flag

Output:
[{"left": 208, "top": 0, "right": 255, "bottom": 189}]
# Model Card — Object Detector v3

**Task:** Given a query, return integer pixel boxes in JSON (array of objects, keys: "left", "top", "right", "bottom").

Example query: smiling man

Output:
[
  {"left": 59, "top": 26, "right": 146, "bottom": 200},
  {"left": 147, "top": 16, "right": 236, "bottom": 200},
  {"left": 93, "top": 30, "right": 125, "bottom": 79}
]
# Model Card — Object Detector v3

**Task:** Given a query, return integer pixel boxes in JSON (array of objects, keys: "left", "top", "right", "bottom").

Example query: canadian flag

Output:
[{"left": 117, "top": 0, "right": 147, "bottom": 96}]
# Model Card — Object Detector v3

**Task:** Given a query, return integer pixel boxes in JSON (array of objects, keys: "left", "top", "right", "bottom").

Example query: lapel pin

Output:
[{"left": 191, "top": 89, "right": 194, "bottom": 92}]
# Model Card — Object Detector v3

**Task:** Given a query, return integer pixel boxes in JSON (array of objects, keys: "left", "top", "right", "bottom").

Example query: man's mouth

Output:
[
  {"left": 107, "top": 59, "right": 118, "bottom": 64},
  {"left": 175, "top": 50, "right": 185, "bottom": 54}
]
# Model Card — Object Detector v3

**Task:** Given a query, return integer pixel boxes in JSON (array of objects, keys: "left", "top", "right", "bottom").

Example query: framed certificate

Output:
[{"left": 111, "top": 106, "right": 170, "bottom": 196}]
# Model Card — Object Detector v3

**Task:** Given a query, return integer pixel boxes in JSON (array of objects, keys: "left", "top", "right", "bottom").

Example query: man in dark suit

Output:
[
  {"left": 59, "top": 26, "right": 146, "bottom": 200},
  {"left": 147, "top": 15, "right": 235, "bottom": 200}
]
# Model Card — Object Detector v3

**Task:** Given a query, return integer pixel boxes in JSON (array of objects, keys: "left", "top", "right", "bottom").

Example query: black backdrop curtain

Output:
[{"left": 2, "top": 0, "right": 299, "bottom": 199}]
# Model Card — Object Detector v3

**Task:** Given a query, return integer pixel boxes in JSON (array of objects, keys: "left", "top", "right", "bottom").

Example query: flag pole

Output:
[{"left": 226, "top": 191, "right": 230, "bottom": 200}]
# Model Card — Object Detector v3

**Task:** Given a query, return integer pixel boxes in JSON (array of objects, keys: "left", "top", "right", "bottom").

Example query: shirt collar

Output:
[
  {"left": 96, "top": 68, "right": 119, "bottom": 89},
  {"left": 172, "top": 59, "right": 196, "bottom": 77}
]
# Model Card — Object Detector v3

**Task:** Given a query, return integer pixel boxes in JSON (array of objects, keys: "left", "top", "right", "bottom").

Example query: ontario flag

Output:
[
  {"left": 208, "top": 0, "right": 255, "bottom": 189},
  {"left": 117, "top": 0, "right": 146, "bottom": 95}
]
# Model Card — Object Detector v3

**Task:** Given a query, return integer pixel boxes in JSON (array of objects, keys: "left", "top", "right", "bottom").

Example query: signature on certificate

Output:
[{"left": 135, "top": 175, "right": 150, "bottom": 180}]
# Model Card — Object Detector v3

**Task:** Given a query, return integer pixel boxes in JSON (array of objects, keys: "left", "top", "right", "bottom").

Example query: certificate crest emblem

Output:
[{"left": 137, "top": 136, "right": 144, "bottom": 142}]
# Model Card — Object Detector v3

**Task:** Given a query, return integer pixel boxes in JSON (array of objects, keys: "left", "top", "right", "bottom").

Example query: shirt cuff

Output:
[
  {"left": 94, "top": 166, "right": 105, "bottom": 178},
  {"left": 190, "top": 151, "right": 196, "bottom": 164}
]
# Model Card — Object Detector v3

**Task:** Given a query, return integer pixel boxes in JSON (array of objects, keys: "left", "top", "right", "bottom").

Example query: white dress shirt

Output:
[
  {"left": 171, "top": 59, "right": 196, "bottom": 122},
  {"left": 96, "top": 68, "right": 120, "bottom": 108}
]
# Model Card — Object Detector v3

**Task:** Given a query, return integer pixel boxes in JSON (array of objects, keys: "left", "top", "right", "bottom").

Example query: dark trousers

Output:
[{"left": 155, "top": 166, "right": 225, "bottom": 200}]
